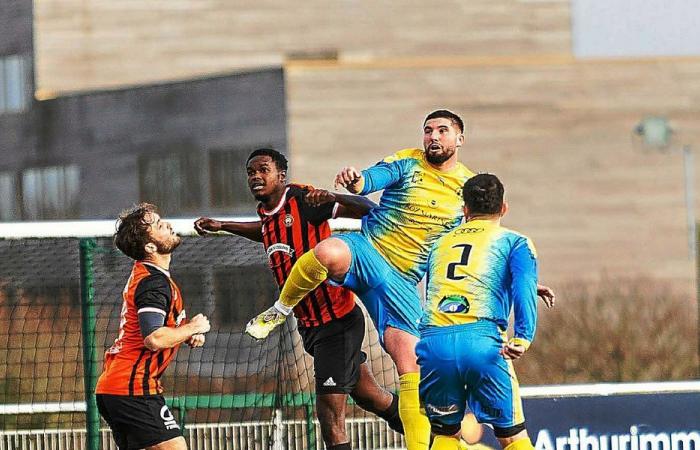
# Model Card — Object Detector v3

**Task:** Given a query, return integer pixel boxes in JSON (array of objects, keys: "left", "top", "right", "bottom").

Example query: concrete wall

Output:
[
  {"left": 33, "top": 0, "right": 571, "bottom": 93},
  {"left": 286, "top": 59, "right": 700, "bottom": 286}
]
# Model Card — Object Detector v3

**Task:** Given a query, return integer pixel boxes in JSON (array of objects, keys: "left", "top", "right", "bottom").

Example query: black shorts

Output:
[
  {"left": 96, "top": 394, "right": 182, "bottom": 450},
  {"left": 298, "top": 304, "right": 368, "bottom": 394}
]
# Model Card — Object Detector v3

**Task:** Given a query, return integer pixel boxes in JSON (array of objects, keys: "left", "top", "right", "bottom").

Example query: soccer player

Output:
[
  {"left": 95, "top": 204, "right": 211, "bottom": 450},
  {"left": 417, "top": 173, "right": 538, "bottom": 450},
  {"left": 246, "top": 110, "right": 555, "bottom": 450},
  {"left": 194, "top": 148, "right": 403, "bottom": 450}
]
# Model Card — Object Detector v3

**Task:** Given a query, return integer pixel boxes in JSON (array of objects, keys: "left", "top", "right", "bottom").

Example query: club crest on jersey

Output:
[
  {"left": 284, "top": 214, "right": 294, "bottom": 227},
  {"left": 267, "top": 243, "right": 294, "bottom": 258},
  {"left": 437, "top": 295, "right": 469, "bottom": 314},
  {"left": 175, "top": 310, "right": 186, "bottom": 326}
]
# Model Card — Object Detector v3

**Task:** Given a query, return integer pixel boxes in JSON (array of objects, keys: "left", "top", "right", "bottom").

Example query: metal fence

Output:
[{"left": 0, "top": 417, "right": 404, "bottom": 450}]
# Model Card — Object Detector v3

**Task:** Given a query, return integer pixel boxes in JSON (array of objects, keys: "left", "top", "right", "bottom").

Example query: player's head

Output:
[
  {"left": 423, "top": 110, "right": 465, "bottom": 165},
  {"left": 462, "top": 173, "right": 507, "bottom": 219},
  {"left": 246, "top": 148, "right": 288, "bottom": 202},
  {"left": 114, "top": 203, "right": 181, "bottom": 261}
]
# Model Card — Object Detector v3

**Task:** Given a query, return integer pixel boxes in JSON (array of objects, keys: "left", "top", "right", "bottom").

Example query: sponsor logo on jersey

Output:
[
  {"left": 456, "top": 227, "right": 484, "bottom": 234},
  {"left": 437, "top": 295, "right": 470, "bottom": 314},
  {"left": 323, "top": 377, "right": 337, "bottom": 387},
  {"left": 267, "top": 243, "right": 295, "bottom": 258}
]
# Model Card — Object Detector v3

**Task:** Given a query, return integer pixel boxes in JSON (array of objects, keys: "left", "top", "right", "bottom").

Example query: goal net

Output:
[{"left": 0, "top": 219, "right": 403, "bottom": 449}]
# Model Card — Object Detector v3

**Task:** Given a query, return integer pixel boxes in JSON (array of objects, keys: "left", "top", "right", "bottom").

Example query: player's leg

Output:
[
  {"left": 350, "top": 362, "right": 403, "bottom": 434},
  {"left": 146, "top": 436, "right": 188, "bottom": 449},
  {"left": 498, "top": 430, "right": 534, "bottom": 450},
  {"left": 380, "top": 274, "right": 430, "bottom": 450},
  {"left": 303, "top": 304, "right": 368, "bottom": 448},
  {"left": 97, "top": 394, "right": 184, "bottom": 450},
  {"left": 465, "top": 322, "right": 535, "bottom": 450},
  {"left": 96, "top": 394, "right": 129, "bottom": 450},
  {"left": 415, "top": 331, "right": 466, "bottom": 450},
  {"left": 317, "top": 393, "right": 351, "bottom": 448},
  {"left": 276, "top": 237, "right": 352, "bottom": 308}
]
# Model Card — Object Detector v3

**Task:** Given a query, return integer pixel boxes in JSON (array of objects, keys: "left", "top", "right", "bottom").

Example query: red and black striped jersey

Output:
[
  {"left": 258, "top": 184, "right": 355, "bottom": 327},
  {"left": 96, "top": 262, "right": 186, "bottom": 396}
]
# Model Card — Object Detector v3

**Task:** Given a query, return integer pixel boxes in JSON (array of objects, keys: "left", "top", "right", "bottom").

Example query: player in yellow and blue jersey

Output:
[{"left": 417, "top": 173, "right": 538, "bottom": 450}]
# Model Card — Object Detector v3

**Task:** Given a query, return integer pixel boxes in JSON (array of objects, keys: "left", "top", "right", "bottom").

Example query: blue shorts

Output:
[
  {"left": 331, "top": 232, "right": 421, "bottom": 346},
  {"left": 416, "top": 321, "right": 525, "bottom": 431}
]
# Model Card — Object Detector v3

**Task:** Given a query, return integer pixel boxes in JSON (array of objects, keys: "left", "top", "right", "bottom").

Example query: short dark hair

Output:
[
  {"left": 114, "top": 203, "right": 158, "bottom": 261},
  {"left": 424, "top": 110, "right": 464, "bottom": 133},
  {"left": 246, "top": 148, "right": 288, "bottom": 172},
  {"left": 462, "top": 173, "right": 504, "bottom": 215}
]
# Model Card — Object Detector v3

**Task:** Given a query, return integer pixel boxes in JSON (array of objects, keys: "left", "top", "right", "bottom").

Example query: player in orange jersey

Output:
[{"left": 96, "top": 203, "right": 211, "bottom": 450}]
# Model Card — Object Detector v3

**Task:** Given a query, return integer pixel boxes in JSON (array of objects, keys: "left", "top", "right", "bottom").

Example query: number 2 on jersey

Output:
[{"left": 446, "top": 244, "right": 473, "bottom": 280}]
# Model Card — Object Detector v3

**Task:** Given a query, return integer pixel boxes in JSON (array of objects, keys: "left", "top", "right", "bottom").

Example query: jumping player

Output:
[
  {"left": 195, "top": 148, "right": 403, "bottom": 450},
  {"left": 417, "top": 174, "right": 538, "bottom": 450},
  {"left": 96, "top": 204, "right": 211, "bottom": 450},
  {"left": 245, "top": 111, "right": 555, "bottom": 450}
]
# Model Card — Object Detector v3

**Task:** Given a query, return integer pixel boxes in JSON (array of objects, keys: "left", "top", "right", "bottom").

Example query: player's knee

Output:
[
  {"left": 314, "top": 238, "right": 351, "bottom": 278},
  {"left": 430, "top": 421, "right": 461, "bottom": 437}
]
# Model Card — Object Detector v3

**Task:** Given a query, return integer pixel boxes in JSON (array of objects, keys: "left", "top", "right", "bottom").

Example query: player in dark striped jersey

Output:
[
  {"left": 96, "top": 204, "right": 211, "bottom": 450},
  {"left": 195, "top": 148, "right": 403, "bottom": 450}
]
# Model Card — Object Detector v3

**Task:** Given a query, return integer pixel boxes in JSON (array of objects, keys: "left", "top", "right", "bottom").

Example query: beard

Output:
[
  {"left": 155, "top": 234, "right": 181, "bottom": 254},
  {"left": 425, "top": 145, "right": 456, "bottom": 164}
]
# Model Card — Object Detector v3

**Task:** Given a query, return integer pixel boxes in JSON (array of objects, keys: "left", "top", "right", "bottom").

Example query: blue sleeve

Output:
[
  {"left": 508, "top": 238, "right": 538, "bottom": 345},
  {"left": 359, "top": 159, "right": 406, "bottom": 195}
]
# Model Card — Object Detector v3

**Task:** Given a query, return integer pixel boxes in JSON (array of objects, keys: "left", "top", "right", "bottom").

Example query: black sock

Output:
[
  {"left": 378, "top": 393, "right": 404, "bottom": 435},
  {"left": 328, "top": 443, "right": 351, "bottom": 450}
]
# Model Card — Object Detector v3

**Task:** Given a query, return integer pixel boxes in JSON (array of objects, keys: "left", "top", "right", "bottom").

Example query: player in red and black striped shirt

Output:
[
  {"left": 97, "top": 204, "right": 211, "bottom": 450},
  {"left": 195, "top": 148, "right": 403, "bottom": 450}
]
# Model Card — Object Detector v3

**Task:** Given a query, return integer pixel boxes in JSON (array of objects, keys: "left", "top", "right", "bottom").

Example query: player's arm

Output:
[
  {"left": 135, "top": 275, "right": 211, "bottom": 351},
  {"left": 503, "top": 238, "right": 538, "bottom": 360},
  {"left": 194, "top": 217, "right": 263, "bottom": 242},
  {"left": 305, "top": 188, "right": 378, "bottom": 219},
  {"left": 334, "top": 158, "right": 404, "bottom": 196}
]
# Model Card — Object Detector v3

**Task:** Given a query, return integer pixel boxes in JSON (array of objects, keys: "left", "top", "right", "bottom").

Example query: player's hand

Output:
[
  {"left": 194, "top": 217, "right": 222, "bottom": 236},
  {"left": 537, "top": 284, "right": 555, "bottom": 308},
  {"left": 189, "top": 313, "right": 211, "bottom": 334},
  {"left": 187, "top": 334, "right": 206, "bottom": 348},
  {"left": 305, "top": 189, "right": 336, "bottom": 207},
  {"left": 245, "top": 305, "right": 288, "bottom": 340},
  {"left": 334, "top": 167, "right": 363, "bottom": 193},
  {"left": 500, "top": 340, "right": 527, "bottom": 360}
]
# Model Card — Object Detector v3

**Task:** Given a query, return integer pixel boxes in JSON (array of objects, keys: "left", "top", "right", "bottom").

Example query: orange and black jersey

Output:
[
  {"left": 96, "top": 262, "right": 186, "bottom": 396},
  {"left": 258, "top": 184, "right": 355, "bottom": 328}
]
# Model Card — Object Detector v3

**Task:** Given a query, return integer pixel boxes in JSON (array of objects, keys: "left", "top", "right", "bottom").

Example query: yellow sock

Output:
[
  {"left": 432, "top": 435, "right": 461, "bottom": 450},
  {"left": 278, "top": 250, "right": 328, "bottom": 308},
  {"left": 399, "top": 372, "right": 431, "bottom": 450},
  {"left": 504, "top": 437, "right": 535, "bottom": 450}
]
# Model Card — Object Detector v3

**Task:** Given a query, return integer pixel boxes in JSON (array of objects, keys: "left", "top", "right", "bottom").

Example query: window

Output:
[
  {"left": 21, "top": 165, "right": 80, "bottom": 220},
  {"left": 139, "top": 151, "right": 203, "bottom": 215},
  {"left": 209, "top": 149, "right": 257, "bottom": 213},
  {"left": 214, "top": 266, "right": 278, "bottom": 329},
  {"left": 0, "top": 55, "right": 28, "bottom": 114},
  {"left": 0, "top": 172, "right": 18, "bottom": 221}
]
